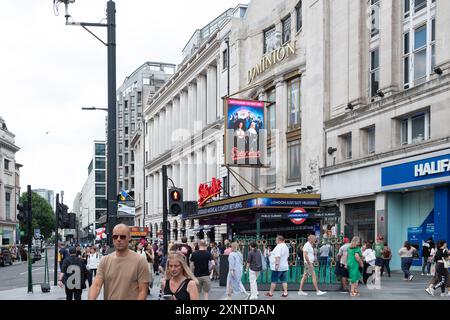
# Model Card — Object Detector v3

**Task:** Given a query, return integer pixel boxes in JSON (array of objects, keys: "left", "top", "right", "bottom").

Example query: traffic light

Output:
[
  {"left": 56, "top": 202, "right": 69, "bottom": 228},
  {"left": 168, "top": 187, "right": 183, "bottom": 216},
  {"left": 67, "top": 212, "right": 76, "bottom": 229},
  {"left": 17, "top": 202, "right": 29, "bottom": 223}
]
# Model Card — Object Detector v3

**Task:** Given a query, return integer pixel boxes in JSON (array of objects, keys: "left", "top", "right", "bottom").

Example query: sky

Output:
[{"left": 0, "top": 0, "right": 248, "bottom": 210}]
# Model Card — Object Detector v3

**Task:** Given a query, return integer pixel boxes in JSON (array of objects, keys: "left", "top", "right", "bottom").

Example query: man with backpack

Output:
[
  {"left": 58, "top": 246, "right": 89, "bottom": 300},
  {"left": 179, "top": 237, "right": 193, "bottom": 267},
  {"left": 246, "top": 242, "right": 264, "bottom": 300}
]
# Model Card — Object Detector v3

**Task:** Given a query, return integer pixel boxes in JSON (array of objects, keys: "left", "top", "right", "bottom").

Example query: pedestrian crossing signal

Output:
[{"left": 168, "top": 188, "right": 183, "bottom": 216}]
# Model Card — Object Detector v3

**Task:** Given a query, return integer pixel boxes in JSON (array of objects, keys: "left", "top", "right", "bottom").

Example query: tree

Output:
[{"left": 19, "top": 192, "right": 55, "bottom": 239}]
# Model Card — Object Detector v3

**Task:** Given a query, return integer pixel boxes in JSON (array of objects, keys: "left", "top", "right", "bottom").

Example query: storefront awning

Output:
[{"left": 189, "top": 193, "right": 321, "bottom": 224}]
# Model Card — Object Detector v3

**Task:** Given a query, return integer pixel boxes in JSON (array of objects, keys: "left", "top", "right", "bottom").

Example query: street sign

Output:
[{"left": 289, "top": 208, "right": 307, "bottom": 225}]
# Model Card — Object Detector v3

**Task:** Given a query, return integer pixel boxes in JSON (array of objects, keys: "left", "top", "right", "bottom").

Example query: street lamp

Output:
[
  {"left": 56, "top": 0, "right": 117, "bottom": 248},
  {"left": 82, "top": 107, "right": 109, "bottom": 112}
]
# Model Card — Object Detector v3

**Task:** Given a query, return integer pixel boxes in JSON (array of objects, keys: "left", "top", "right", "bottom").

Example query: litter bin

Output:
[{"left": 219, "top": 254, "right": 229, "bottom": 286}]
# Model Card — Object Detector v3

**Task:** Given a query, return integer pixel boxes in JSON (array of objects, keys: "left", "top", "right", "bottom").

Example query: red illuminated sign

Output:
[{"left": 198, "top": 178, "right": 223, "bottom": 207}]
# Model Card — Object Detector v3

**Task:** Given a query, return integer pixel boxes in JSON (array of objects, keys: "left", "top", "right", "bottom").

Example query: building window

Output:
[
  {"left": 137, "top": 91, "right": 142, "bottom": 104},
  {"left": 5, "top": 191, "right": 11, "bottom": 220},
  {"left": 95, "top": 198, "right": 107, "bottom": 209},
  {"left": 296, "top": 1, "right": 302, "bottom": 32},
  {"left": 95, "top": 157, "right": 106, "bottom": 170},
  {"left": 362, "top": 126, "right": 376, "bottom": 155},
  {"left": 4, "top": 159, "right": 10, "bottom": 171},
  {"left": 119, "top": 155, "right": 123, "bottom": 166},
  {"left": 287, "top": 141, "right": 301, "bottom": 181},
  {"left": 370, "top": 0, "right": 380, "bottom": 37},
  {"left": 131, "top": 151, "right": 134, "bottom": 162},
  {"left": 340, "top": 133, "right": 352, "bottom": 160},
  {"left": 287, "top": 78, "right": 301, "bottom": 129},
  {"left": 125, "top": 153, "right": 129, "bottom": 164},
  {"left": 125, "top": 140, "right": 129, "bottom": 151},
  {"left": 95, "top": 143, "right": 105, "bottom": 156},
  {"left": 146, "top": 151, "right": 148, "bottom": 163},
  {"left": 263, "top": 26, "right": 277, "bottom": 54},
  {"left": 146, "top": 175, "right": 149, "bottom": 189},
  {"left": 370, "top": 48, "right": 380, "bottom": 97},
  {"left": 400, "top": 111, "right": 430, "bottom": 145},
  {"left": 282, "top": 15, "right": 291, "bottom": 44},
  {"left": 403, "top": 1, "right": 436, "bottom": 89},
  {"left": 267, "top": 148, "right": 276, "bottom": 187},
  {"left": 95, "top": 171, "right": 106, "bottom": 182},
  {"left": 124, "top": 100, "right": 128, "bottom": 110},
  {"left": 223, "top": 49, "right": 228, "bottom": 69},
  {"left": 95, "top": 184, "right": 106, "bottom": 196},
  {"left": 267, "top": 89, "right": 276, "bottom": 132},
  {"left": 125, "top": 127, "right": 128, "bottom": 135}
]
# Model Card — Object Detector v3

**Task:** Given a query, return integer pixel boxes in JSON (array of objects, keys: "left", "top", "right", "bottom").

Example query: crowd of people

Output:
[{"left": 55, "top": 225, "right": 449, "bottom": 300}]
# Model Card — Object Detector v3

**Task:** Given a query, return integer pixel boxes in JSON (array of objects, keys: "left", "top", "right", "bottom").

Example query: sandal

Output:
[
  {"left": 281, "top": 293, "right": 289, "bottom": 298},
  {"left": 264, "top": 292, "right": 273, "bottom": 298}
]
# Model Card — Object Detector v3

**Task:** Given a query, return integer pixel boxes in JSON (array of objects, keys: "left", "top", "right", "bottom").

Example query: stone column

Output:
[
  {"left": 160, "top": 108, "right": 166, "bottom": 153},
  {"left": 155, "top": 114, "right": 160, "bottom": 158},
  {"left": 180, "top": 90, "right": 189, "bottom": 140},
  {"left": 379, "top": 0, "right": 401, "bottom": 94},
  {"left": 151, "top": 174, "right": 156, "bottom": 215},
  {"left": 436, "top": 0, "right": 450, "bottom": 72},
  {"left": 275, "top": 78, "right": 286, "bottom": 191},
  {"left": 188, "top": 82, "right": 198, "bottom": 135},
  {"left": 196, "top": 74, "right": 207, "bottom": 129},
  {"left": 172, "top": 96, "right": 180, "bottom": 146},
  {"left": 206, "top": 65, "right": 217, "bottom": 125}
]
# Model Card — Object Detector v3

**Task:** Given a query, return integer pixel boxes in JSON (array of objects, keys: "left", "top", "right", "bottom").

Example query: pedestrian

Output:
[
  {"left": 318, "top": 241, "right": 331, "bottom": 282},
  {"left": 210, "top": 242, "right": 220, "bottom": 280},
  {"left": 429, "top": 243, "right": 437, "bottom": 276},
  {"left": 264, "top": 235, "right": 289, "bottom": 298},
  {"left": 218, "top": 242, "right": 224, "bottom": 255},
  {"left": 224, "top": 240, "right": 233, "bottom": 255},
  {"left": 398, "top": 241, "right": 417, "bottom": 281},
  {"left": 374, "top": 235, "right": 384, "bottom": 282},
  {"left": 226, "top": 242, "right": 250, "bottom": 300},
  {"left": 58, "top": 246, "right": 88, "bottom": 300},
  {"left": 296, "top": 243, "right": 304, "bottom": 265},
  {"left": 362, "top": 241, "right": 376, "bottom": 284},
  {"left": 88, "top": 224, "right": 150, "bottom": 300},
  {"left": 421, "top": 237, "right": 434, "bottom": 276},
  {"left": 246, "top": 242, "right": 263, "bottom": 300},
  {"left": 347, "top": 236, "right": 364, "bottom": 297},
  {"left": 298, "top": 235, "right": 327, "bottom": 296},
  {"left": 75, "top": 244, "right": 82, "bottom": 258},
  {"left": 190, "top": 240, "right": 214, "bottom": 300},
  {"left": 86, "top": 246, "right": 101, "bottom": 287},
  {"left": 425, "top": 240, "right": 449, "bottom": 297},
  {"left": 58, "top": 243, "right": 68, "bottom": 271},
  {"left": 336, "top": 237, "right": 350, "bottom": 292},
  {"left": 380, "top": 242, "right": 392, "bottom": 277},
  {"left": 161, "top": 252, "right": 199, "bottom": 300},
  {"left": 145, "top": 243, "right": 155, "bottom": 293},
  {"left": 179, "top": 237, "right": 193, "bottom": 267}
]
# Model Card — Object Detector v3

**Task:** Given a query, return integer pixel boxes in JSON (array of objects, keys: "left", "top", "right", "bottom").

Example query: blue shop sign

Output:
[{"left": 381, "top": 152, "right": 450, "bottom": 191}]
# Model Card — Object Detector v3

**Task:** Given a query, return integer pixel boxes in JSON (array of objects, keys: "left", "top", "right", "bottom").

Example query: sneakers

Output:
[
  {"left": 421, "top": 273, "right": 425, "bottom": 276},
  {"left": 249, "top": 295, "right": 258, "bottom": 300},
  {"left": 408, "top": 275, "right": 414, "bottom": 281},
  {"left": 425, "top": 287, "right": 435, "bottom": 296},
  {"left": 243, "top": 292, "right": 251, "bottom": 300},
  {"left": 316, "top": 290, "right": 327, "bottom": 296},
  {"left": 440, "top": 293, "right": 447, "bottom": 297},
  {"left": 297, "top": 291, "right": 308, "bottom": 296}
]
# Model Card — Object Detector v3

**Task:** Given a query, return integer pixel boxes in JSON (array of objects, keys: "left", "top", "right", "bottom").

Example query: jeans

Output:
[
  {"left": 87, "top": 269, "right": 97, "bottom": 287},
  {"left": 401, "top": 257, "right": 413, "bottom": 278},
  {"left": 433, "top": 263, "right": 449, "bottom": 293},
  {"left": 249, "top": 269, "right": 260, "bottom": 298},
  {"left": 65, "top": 287, "right": 82, "bottom": 300},
  {"left": 318, "top": 257, "right": 329, "bottom": 281},
  {"left": 381, "top": 259, "right": 391, "bottom": 277},
  {"left": 422, "top": 257, "right": 431, "bottom": 274}
]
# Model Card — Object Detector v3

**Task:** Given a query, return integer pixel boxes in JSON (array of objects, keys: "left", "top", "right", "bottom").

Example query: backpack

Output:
[
  {"left": 382, "top": 247, "right": 391, "bottom": 259},
  {"left": 259, "top": 250, "right": 267, "bottom": 271}
]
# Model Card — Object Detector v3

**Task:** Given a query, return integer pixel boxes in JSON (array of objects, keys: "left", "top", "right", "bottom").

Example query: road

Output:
[{"left": 0, "top": 247, "right": 56, "bottom": 291}]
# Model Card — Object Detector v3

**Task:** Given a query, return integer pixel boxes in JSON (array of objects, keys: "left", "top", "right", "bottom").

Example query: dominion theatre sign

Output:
[{"left": 247, "top": 41, "right": 297, "bottom": 84}]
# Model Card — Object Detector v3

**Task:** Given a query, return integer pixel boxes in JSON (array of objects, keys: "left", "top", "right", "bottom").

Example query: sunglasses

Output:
[{"left": 112, "top": 235, "right": 127, "bottom": 240}]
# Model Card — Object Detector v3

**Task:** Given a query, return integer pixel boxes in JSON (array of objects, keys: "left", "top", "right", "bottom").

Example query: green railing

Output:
[{"left": 235, "top": 236, "right": 344, "bottom": 285}]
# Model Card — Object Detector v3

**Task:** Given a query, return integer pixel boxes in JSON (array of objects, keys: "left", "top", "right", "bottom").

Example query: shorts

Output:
[
  {"left": 197, "top": 276, "right": 211, "bottom": 293},
  {"left": 303, "top": 263, "right": 315, "bottom": 277},
  {"left": 375, "top": 257, "right": 384, "bottom": 267},
  {"left": 339, "top": 264, "right": 349, "bottom": 278},
  {"left": 271, "top": 270, "right": 287, "bottom": 283}
]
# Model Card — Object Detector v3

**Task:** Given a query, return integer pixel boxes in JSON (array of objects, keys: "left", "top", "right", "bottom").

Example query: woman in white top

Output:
[
  {"left": 398, "top": 241, "right": 417, "bottom": 281},
  {"left": 86, "top": 247, "right": 101, "bottom": 287}
]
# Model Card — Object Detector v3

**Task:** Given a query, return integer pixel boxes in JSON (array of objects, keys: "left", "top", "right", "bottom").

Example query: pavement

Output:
[{"left": 0, "top": 270, "right": 449, "bottom": 300}]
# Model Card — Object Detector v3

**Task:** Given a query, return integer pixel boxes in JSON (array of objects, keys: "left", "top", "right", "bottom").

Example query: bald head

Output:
[
  {"left": 112, "top": 224, "right": 131, "bottom": 252},
  {"left": 308, "top": 234, "right": 316, "bottom": 244}
]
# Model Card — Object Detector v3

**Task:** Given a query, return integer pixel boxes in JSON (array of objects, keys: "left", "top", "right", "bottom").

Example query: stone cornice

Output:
[{"left": 0, "top": 139, "right": 20, "bottom": 153}]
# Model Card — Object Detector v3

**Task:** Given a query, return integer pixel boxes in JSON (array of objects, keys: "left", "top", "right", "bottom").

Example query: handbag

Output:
[{"left": 442, "top": 258, "right": 450, "bottom": 269}]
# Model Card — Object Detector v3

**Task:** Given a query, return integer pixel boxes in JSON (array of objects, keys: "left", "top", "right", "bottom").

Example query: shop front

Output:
[{"left": 381, "top": 149, "right": 450, "bottom": 270}]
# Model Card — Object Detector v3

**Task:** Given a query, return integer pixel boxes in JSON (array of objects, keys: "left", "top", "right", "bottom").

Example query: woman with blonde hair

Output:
[
  {"left": 161, "top": 252, "right": 199, "bottom": 300},
  {"left": 226, "top": 242, "right": 250, "bottom": 300},
  {"left": 347, "top": 236, "right": 364, "bottom": 297}
]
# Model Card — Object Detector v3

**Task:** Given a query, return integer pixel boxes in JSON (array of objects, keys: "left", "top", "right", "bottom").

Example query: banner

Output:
[{"left": 225, "top": 98, "right": 267, "bottom": 167}]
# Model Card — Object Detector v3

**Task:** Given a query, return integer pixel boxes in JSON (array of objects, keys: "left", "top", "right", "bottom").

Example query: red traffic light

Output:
[{"left": 170, "top": 190, "right": 180, "bottom": 201}]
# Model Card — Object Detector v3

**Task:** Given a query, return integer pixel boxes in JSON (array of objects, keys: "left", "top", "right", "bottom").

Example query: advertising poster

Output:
[{"left": 225, "top": 98, "right": 267, "bottom": 166}]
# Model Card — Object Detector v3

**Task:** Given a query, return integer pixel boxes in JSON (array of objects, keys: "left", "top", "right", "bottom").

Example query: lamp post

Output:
[{"left": 57, "top": 0, "right": 118, "bottom": 248}]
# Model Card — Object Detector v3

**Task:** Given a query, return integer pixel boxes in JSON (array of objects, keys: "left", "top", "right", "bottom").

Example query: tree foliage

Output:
[{"left": 19, "top": 192, "right": 55, "bottom": 239}]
